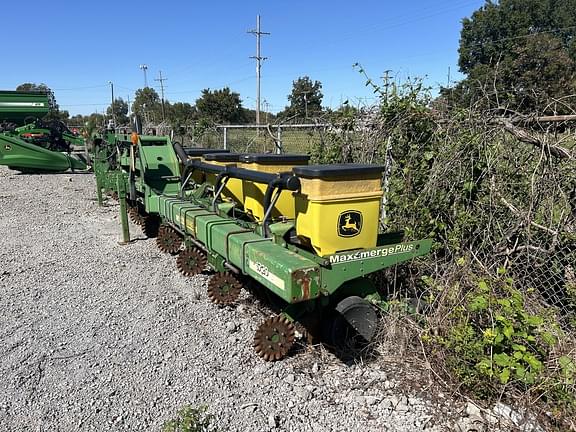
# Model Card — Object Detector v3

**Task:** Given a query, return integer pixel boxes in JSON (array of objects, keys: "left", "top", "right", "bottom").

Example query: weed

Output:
[{"left": 162, "top": 405, "right": 215, "bottom": 432}]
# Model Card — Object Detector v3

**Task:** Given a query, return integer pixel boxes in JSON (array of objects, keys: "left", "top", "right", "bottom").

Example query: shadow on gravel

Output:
[
  {"left": 128, "top": 237, "right": 149, "bottom": 243},
  {"left": 235, "top": 277, "right": 384, "bottom": 365},
  {"left": 10, "top": 171, "right": 93, "bottom": 176},
  {"left": 320, "top": 326, "right": 380, "bottom": 365}
]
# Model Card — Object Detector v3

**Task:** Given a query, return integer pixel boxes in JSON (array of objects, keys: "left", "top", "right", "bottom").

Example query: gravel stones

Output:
[{"left": 0, "top": 167, "right": 516, "bottom": 431}]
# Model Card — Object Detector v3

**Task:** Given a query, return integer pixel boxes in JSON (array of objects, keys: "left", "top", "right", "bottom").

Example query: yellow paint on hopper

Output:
[
  {"left": 239, "top": 159, "right": 308, "bottom": 221},
  {"left": 295, "top": 176, "right": 382, "bottom": 256}
]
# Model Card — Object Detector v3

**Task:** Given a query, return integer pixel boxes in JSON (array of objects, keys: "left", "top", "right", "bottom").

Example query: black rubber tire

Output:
[{"left": 321, "top": 296, "right": 378, "bottom": 357}]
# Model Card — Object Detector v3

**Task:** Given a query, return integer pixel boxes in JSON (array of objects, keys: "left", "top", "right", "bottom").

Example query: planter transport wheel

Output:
[{"left": 323, "top": 296, "right": 378, "bottom": 353}]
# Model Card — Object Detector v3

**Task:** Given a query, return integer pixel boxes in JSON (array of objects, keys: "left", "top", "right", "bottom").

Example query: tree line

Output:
[{"left": 15, "top": 75, "right": 327, "bottom": 133}]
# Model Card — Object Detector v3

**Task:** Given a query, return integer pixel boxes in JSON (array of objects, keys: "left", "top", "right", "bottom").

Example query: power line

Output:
[
  {"left": 163, "top": 75, "right": 255, "bottom": 95},
  {"left": 155, "top": 70, "right": 168, "bottom": 121},
  {"left": 469, "top": 25, "right": 576, "bottom": 47},
  {"left": 59, "top": 103, "right": 109, "bottom": 107},
  {"left": 299, "top": 0, "right": 480, "bottom": 51},
  {"left": 168, "top": 62, "right": 253, "bottom": 86},
  {"left": 52, "top": 84, "right": 109, "bottom": 91},
  {"left": 116, "top": 85, "right": 137, "bottom": 92},
  {"left": 248, "top": 14, "right": 270, "bottom": 126}
]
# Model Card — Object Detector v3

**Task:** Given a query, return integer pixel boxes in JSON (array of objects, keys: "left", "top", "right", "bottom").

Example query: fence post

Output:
[
  {"left": 223, "top": 127, "right": 228, "bottom": 150},
  {"left": 276, "top": 126, "right": 282, "bottom": 154}
]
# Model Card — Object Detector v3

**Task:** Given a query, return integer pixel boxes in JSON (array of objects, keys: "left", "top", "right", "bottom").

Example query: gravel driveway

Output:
[{"left": 0, "top": 166, "right": 476, "bottom": 431}]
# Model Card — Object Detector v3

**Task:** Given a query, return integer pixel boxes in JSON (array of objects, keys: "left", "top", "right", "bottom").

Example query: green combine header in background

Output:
[
  {"left": 0, "top": 90, "right": 88, "bottom": 173},
  {"left": 0, "top": 91, "right": 50, "bottom": 125}
]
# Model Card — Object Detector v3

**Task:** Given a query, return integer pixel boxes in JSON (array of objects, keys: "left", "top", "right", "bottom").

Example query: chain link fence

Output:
[
  {"left": 322, "top": 108, "right": 576, "bottom": 327},
  {"left": 191, "top": 124, "right": 329, "bottom": 154}
]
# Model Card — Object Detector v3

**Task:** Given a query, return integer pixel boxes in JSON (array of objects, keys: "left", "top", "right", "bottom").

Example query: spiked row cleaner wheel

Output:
[
  {"left": 156, "top": 225, "right": 183, "bottom": 254},
  {"left": 141, "top": 214, "right": 160, "bottom": 238},
  {"left": 207, "top": 272, "right": 242, "bottom": 305},
  {"left": 128, "top": 206, "right": 144, "bottom": 225},
  {"left": 176, "top": 248, "right": 206, "bottom": 276},
  {"left": 253, "top": 315, "right": 296, "bottom": 361}
]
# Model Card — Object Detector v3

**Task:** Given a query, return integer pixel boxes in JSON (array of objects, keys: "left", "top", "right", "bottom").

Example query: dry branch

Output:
[
  {"left": 498, "top": 195, "right": 559, "bottom": 236},
  {"left": 499, "top": 119, "right": 574, "bottom": 160},
  {"left": 531, "top": 114, "right": 576, "bottom": 123}
]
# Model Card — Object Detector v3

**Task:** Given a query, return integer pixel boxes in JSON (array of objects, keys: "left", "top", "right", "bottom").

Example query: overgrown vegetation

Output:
[
  {"left": 162, "top": 405, "right": 215, "bottom": 432},
  {"left": 428, "top": 274, "right": 574, "bottom": 405},
  {"left": 309, "top": 64, "right": 576, "bottom": 427}
]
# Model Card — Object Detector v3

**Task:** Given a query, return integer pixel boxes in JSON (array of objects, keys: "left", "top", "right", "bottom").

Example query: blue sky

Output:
[{"left": 2, "top": 0, "right": 485, "bottom": 116}]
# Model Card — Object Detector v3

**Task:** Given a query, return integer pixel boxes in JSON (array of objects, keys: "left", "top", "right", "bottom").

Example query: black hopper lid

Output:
[
  {"left": 240, "top": 153, "right": 310, "bottom": 164},
  {"left": 203, "top": 153, "right": 243, "bottom": 162},
  {"left": 184, "top": 148, "right": 230, "bottom": 157},
  {"left": 293, "top": 164, "right": 385, "bottom": 179}
]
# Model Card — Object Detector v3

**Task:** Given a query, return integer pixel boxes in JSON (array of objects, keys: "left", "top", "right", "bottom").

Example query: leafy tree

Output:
[
  {"left": 16, "top": 83, "right": 50, "bottom": 93},
  {"left": 281, "top": 76, "right": 323, "bottom": 120},
  {"left": 16, "top": 82, "right": 68, "bottom": 121},
  {"left": 166, "top": 102, "right": 196, "bottom": 142},
  {"left": 195, "top": 87, "right": 246, "bottom": 124},
  {"left": 168, "top": 102, "right": 196, "bottom": 126},
  {"left": 448, "top": 0, "right": 576, "bottom": 113},
  {"left": 68, "top": 114, "right": 86, "bottom": 126},
  {"left": 329, "top": 102, "right": 359, "bottom": 125},
  {"left": 48, "top": 109, "right": 70, "bottom": 122},
  {"left": 85, "top": 113, "right": 106, "bottom": 135},
  {"left": 132, "top": 87, "right": 161, "bottom": 123},
  {"left": 106, "top": 98, "right": 129, "bottom": 125},
  {"left": 242, "top": 107, "right": 275, "bottom": 124}
]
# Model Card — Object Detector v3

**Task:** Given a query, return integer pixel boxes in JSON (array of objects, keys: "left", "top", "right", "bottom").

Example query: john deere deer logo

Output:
[{"left": 338, "top": 211, "right": 362, "bottom": 238}]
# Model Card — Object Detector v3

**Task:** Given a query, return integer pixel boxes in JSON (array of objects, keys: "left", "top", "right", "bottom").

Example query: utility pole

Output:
[
  {"left": 382, "top": 70, "right": 391, "bottom": 102},
  {"left": 108, "top": 81, "right": 115, "bottom": 125},
  {"left": 139, "top": 64, "right": 148, "bottom": 88},
  {"left": 155, "top": 70, "right": 167, "bottom": 121},
  {"left": 302, "top": 91, "right": 310, "bottom": 119},
  {"left": 248, "top": 15, "right": 270, "bottom": 126},
  {"left": 263, "top": 99, "right": 269, "bottom": 123}
]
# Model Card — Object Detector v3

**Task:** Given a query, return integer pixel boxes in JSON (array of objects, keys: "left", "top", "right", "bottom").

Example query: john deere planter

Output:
[{"left": 94, "top": 129, "right": 433, "bottom": 361}]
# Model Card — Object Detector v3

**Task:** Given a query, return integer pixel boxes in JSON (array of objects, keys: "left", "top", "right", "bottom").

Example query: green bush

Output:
[
  {"left": 162, "top": 405, "right": 215, "bottom": 432},
  {"left": 428, "top": 273, "right": 575, "bottom": 409}
]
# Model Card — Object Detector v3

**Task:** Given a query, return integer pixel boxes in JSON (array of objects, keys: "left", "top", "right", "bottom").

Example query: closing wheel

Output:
[
  {"left": 207, "top": 272, "right": 242, "bottom": 305},
  {"left": 323, "top": 296, "right": 378, "bottom": 353},
  {"left": 156, "top": 225, "right": 183, "bottom": 254},
  {"left": 253, "top": 315, "right": 296, "bottom": 361},
  {"left": 176, "top": 248, "right": 206, "bottom": 276}
]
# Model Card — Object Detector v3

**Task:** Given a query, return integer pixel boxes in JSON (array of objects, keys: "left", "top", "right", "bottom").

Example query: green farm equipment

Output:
[
  {"left": 94, "top": 130, "right": 433, "bottom": 361},
  {"left": 0, "top": 90, "right": 88, "bottom": 173},
  {"left": 0, "top": 90, "right": 50, "bottom": 124}
]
